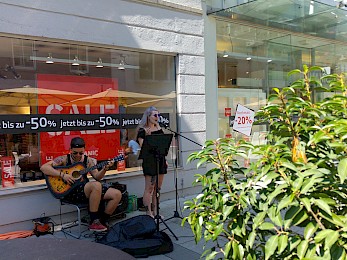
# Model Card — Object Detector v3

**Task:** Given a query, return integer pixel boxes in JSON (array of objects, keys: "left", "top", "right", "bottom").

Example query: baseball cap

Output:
[{"left": 70, "top": 137, "right": 85, "bottom": 148}]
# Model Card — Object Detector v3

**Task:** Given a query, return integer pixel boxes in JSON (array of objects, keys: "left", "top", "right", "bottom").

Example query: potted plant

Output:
[{"left": 184, "top": 66, "right": 347, "bottom": 259}]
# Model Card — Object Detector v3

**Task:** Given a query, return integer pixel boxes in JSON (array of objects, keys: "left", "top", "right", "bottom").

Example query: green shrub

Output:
[{"left": 183, "top": 66, "right": 347, "bottom": 259}]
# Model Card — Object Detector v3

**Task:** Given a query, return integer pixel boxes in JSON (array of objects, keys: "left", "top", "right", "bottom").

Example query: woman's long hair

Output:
[{"left": 135, "top": 106, "right": 158, "bottom": 139}]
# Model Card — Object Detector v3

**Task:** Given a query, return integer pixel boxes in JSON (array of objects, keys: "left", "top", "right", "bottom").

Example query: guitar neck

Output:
[
  {"left": 79, "top": 155, "right": 123, "bottom": 175},
  {"left": 80, "top": 160, "right": 109, "bottom": 175}
]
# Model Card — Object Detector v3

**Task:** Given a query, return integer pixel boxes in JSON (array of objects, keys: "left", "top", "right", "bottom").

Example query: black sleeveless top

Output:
[
  {"left": 66, "top": 154, "right": 88, "bottom": 167},
  {"left": 136, "top": 128, "right": 167, "bottom": 175}
]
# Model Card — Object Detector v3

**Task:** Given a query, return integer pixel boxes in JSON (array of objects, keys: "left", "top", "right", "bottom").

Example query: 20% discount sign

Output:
[{"left": 232, "top": 104, "right": 255, "bottom": 137}]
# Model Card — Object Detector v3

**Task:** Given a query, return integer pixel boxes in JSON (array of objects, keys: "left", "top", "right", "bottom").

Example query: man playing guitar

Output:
[{"left": 41, "top": 137, "right": 122, "bottom": 232}]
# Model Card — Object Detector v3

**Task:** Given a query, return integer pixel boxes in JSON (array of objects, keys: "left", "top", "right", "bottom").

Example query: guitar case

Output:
[{"left": 97, "top": 215, "right": 173, "bottom": 258}]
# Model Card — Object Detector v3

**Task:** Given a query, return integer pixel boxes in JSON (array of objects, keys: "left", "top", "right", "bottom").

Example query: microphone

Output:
[
  {"left": 159, "top": 121, "right": 169, "bottom": 128},
  {"left": 158, "top": 116, "right": 169, "bottom": 128}
]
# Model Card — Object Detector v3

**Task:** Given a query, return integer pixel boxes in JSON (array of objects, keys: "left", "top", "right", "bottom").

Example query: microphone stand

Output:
[{"left": 161, "top": 123, "right": 202, "bottom": 221}]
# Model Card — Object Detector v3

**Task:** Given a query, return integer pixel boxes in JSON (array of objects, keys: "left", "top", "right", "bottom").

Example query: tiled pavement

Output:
[{"left": 20, "top": 195, "right": 212, "bottom": 260}]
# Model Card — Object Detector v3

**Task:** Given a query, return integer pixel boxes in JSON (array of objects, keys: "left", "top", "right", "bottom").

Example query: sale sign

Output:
[
  {"left": 117, "top": 148, "right": 126, "bottom": 171},
  {"left": 38, "top": 74, "right": 121, "bottom": 163},
  {"left": 1, "top": 157, "right": 14, "bottom": 187},
  {"left": 232, "top": 104, "right": 254, "bottom": 137}
]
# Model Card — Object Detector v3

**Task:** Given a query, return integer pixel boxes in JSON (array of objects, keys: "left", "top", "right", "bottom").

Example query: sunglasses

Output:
[
  {"left": 152, "top": 114, "right": 160, "bottom": 118},
  {"left": 72, "top": 151, "right": 84, "bottom": 155}
]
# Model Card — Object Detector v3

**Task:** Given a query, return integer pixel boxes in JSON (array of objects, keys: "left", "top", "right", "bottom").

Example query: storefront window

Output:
[
  {"left": 0, "top": 35, "right": 176, "bottom": 189},
  {"left": 216, "top": 20, "right": 347, "bottom": 166}
]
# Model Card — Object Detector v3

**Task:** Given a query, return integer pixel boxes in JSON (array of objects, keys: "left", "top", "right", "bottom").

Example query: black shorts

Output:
[{"left": 62, "top": 182, "right": 109, "bottom": 204}]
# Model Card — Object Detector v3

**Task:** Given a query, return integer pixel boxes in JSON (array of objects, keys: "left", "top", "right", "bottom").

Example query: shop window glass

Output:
[
  {"left": 216, "top": 20, "right": 347, "bottom": 168},
  {"left": 0, "top": 35, "right": 177, "bottom": 189}
]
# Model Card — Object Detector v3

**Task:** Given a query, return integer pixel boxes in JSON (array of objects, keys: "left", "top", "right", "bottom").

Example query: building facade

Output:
[
  {"left": 1, "top": 0, "right": 346, "bottom": 232},
  {"left": 0, "top": 0, "right": 206, "bottom": 232}
]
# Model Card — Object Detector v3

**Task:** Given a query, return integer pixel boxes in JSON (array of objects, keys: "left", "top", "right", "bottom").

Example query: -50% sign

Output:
[{"left": 29, "top": 117, "right": 57, "bottom": 129}]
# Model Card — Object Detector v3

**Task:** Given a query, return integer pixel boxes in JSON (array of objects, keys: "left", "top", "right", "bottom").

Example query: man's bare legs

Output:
[
  {"left": 84, "top": 181, "right": 102, "bottom": 213},
  {"left": 84, "top": 182, "right": 122, "bottom": 223},
  {"left": 103, "top": 188, "right": 122, "bottom": 215}
]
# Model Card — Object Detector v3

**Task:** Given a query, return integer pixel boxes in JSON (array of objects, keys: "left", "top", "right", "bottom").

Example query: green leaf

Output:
[
  {"left": 259, "top": 222, "right": 275, "bottom": 230},
  {"left": 273, "top": 87, "right": 280, "bottom": 94},
  {"left": 232, "top": 241, "right": 240, "bottom": 259},
  {"left": 246, "top": 253, "right": 256, "bottom": 260},
  {"left": 314, "top": 199, "right": 332, "bottom": 215},
  {"left": 297, "top": 240, "right": 308, "bottom": 259},
  {"left": 268, "top": 205, "right": 283, "bottom": 227},
  {"left": 291, "top": 209, "right": 309, "bottom": 226},
  {"left": 284, "top": 205, "right": 302, "bottom": 229},
  {"left": 337, "top": 158, "right": 347, "bottom": 184},
  {"left": 292, "top": 176, "right": 304, "bottom": 191},
  {"left": 300, "top": 177, "right": 321, "bottom": 195},
  {"left": 301, "top": 197, "right": 312, "bottom": 212},
  {"left": 331, "top": 245, "right": 346, "bottom": 260},
  {"left": 304, "top": 222, "right": 318, "bottom": 240},
  {"left": 222, "top": 205, "right": 234, "bottom": 221},
  {"left": 331, "top": 213, "right": 346, "bottom": 227},
  {"left": 253, "top": 212, "right": 266, "bottom": 229},
  {"left": 224, "top": 241, "right": 232, "bottom": 259},
  {"left": 268, "top": 184, "right": 288, "bottom": 204},
  {"left": 265, "top": 235, "right": 279, "bottom": 260},
  {"left": 280, "top": 161, "right": 298, "bottom": 172},
  {"left": 315, "top": 229, "right": 334, "bottom": 243},
  {"left": 213, "top": 223, "right": 224, "bottom": 240},
  {"left": 288, "top": 236, "right": 301, "bottom": 253},
  {"left": 325, "top": 230, "right": 339, "bottom": 249},
  {"left": 238, "top": 244, "right": 245, "bottom": 260},
  {"left": 308, "top": 66, "right": 324, "bottom": 72},
  {"left": 247, "top": 231, "right": 256, "bottom": 250},
  {"left": 277, "top": 194, "right": 293, "bottom": 212},
  {"left": 196, "top": 157, "right": 209, "bottom": 168},
  {"left": 288, "top": 69, "right": 302, "bottom": 76},
  {"left": 278, "top": 235, "right": 288, "bottom": 254}
]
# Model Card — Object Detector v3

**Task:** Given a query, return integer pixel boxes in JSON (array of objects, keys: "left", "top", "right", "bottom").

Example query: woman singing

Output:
[{"left": 136, "top": 106, "right": 168, "bottom": 218}]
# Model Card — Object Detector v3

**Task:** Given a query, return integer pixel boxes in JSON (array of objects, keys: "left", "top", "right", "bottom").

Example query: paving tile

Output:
[
  {"left": 164, "top": 243, "right": 201, "bottom": 260},
  {"left": 137, "top": 254, "right": 172, "bottom": 260},
  {"left": 25, "top": 194, "right": 207, "bottom": 259}
]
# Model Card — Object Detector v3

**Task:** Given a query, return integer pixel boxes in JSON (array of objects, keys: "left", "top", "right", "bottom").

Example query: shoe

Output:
[
  {"left": 100, "top": 220, "right": 110, "bottom": 230},
  {"left": 89, "top": 219, "right": 107, "bottom": 232},
  {"left": 138, "top": 206, "right": 146, "bottom": 211}
]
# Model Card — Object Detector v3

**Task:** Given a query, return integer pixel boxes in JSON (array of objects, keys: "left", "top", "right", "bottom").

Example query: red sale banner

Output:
[
  {"left": 1, "top": 157, "right": 14, "bottom": 187},
  {"left": 225, "top": 107, "right": 231, "bottom": 117},
  {"left": 38, "top": 74, "right": 121, "bottom": 163}
]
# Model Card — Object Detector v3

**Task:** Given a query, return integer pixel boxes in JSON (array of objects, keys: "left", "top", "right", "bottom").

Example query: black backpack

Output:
[{"left": 97, "top": 215, "right": 173, "bottom": 258}]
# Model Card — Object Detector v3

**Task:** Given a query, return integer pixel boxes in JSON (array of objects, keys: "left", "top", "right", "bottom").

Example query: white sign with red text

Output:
[
  {"left": 232, "top": 104, "right": 254, "bottom": 137},
  {"left": 1, "top": 157, "right": 14, "bottom": 187}
]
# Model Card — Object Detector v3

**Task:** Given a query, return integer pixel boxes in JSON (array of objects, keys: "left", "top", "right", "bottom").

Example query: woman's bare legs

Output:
[
  {"left": 143, "top": 174, "right": 164, "bottom": 218},
  {"left": 151, "top": 174, "right": 164, "bottom": 216},
  {"left": 143, "top": 175, "right": 156, "bottom": 217}
]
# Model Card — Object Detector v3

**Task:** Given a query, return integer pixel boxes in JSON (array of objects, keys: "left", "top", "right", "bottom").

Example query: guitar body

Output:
[
  {"left": 45, "top": 154, "right": 124, "bottom": 199},
  {"left": 45, "top": 163, "right": 88, "bottom": 199}
]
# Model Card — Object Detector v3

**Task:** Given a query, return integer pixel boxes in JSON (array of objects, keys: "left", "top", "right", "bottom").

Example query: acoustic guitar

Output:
[{"left": 45, "top": 155, "right": 124, "bottom": 199}]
